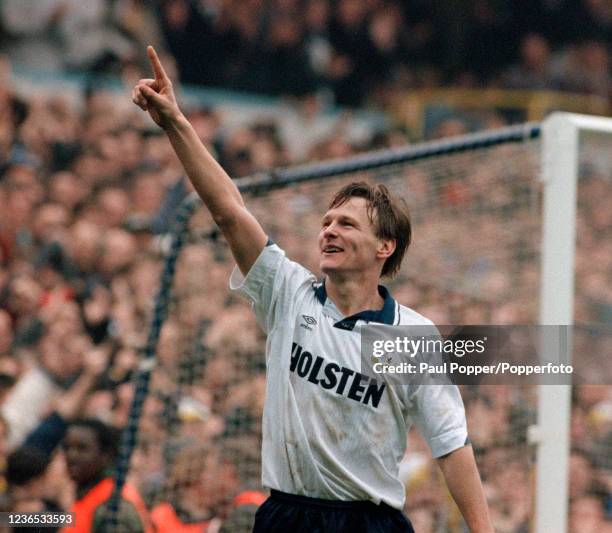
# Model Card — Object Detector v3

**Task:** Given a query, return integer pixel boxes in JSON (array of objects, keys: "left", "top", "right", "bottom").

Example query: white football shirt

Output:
[{"left": 230, "top": 243, "right": 467, "bottom": 510}]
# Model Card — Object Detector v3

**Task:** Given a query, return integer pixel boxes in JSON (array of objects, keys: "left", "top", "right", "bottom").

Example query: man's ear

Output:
[{"left": 377, "top": 239, "right": 396, "bottom": 260}]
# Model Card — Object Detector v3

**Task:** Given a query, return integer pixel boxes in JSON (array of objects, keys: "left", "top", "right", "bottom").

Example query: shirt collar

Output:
[{"left": 314, "top": 280, "right": 396, "bottom": 329}]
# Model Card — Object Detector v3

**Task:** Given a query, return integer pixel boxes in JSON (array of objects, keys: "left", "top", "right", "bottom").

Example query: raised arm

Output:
[
  {"left": 437, "top": 445, "right": 494, "bottom": 532},
  {"left": 132, "top": 46, "right": 267, "bottom": 275}
]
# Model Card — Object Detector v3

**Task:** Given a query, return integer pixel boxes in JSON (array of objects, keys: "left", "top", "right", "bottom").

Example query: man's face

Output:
[
  {"left": 63, "top": 426, "right": 108, "bottom": 486},
  {"left": 318, "top": 197, "right": 388, "bottom": 277}
]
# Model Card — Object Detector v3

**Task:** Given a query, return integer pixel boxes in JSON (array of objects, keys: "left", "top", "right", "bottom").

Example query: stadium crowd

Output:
[
  {"left": 0, "top": 1, "right": 610, "bottom": 532},
  {"left": 0, "top": 0, "right": 610, "bottom": 107}
]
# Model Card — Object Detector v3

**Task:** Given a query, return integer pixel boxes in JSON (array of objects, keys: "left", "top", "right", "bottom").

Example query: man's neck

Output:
[
  {"left": 325, "top": 274, "right": 384, "bottom": 317},
  {"left": 76, "top": 473, "right": 108, "bottom": 500}
]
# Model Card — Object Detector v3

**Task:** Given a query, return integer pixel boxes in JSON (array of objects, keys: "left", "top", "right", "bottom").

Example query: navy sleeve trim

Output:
[{"left": 23, "top": 411, "right": 69, "bottom": 458}]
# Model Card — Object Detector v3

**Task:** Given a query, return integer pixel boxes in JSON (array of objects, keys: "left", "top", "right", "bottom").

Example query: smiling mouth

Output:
[{"left": 322, "top": 246, "right": 344, "bottom": 254}]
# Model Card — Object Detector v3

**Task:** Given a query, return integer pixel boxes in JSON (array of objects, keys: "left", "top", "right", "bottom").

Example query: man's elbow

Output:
[{"left": 211, "top": 206, "right": 242, "bottom": 231}]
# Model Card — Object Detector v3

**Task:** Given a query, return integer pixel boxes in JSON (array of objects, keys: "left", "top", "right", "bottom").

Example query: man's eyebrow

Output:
[
  {"left": 338, "top": 214, "right": 360, "bottom": 225},
  {"left": 321, "top": 213, "right": 360, "bottom": 225}
]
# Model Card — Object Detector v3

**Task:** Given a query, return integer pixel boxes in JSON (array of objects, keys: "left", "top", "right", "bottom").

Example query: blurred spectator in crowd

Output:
[
  {"left": 60, "top": 419, "right": 151, "bottom": 532},
  {"left": 566, "top": 0, "right": 612, "bottom": 44},
  {"left": 5, "top": 446, "right": 63, "bottom": 528},
  {"left": 464, "top": 0, "right": 517, "bottom": 83},
  {"left": 498, "top": 33, "right": 554, "bottom": 90},
  {"left": 551, "top": 40, "right": 611, "bottom": 99},
  {"left": 150, "top": 443, "right": 237, "bottom": 532},
  {"left": 0, "top": 1, "right": 67, "bottom": 71},
  {"left": 1, "top": 0, "right": 136, "bottom": 73},
  {"left": 327, "top": 0, "right": 376, "bottom": 106},
  {"left": 570, "top": 496, "right": 611, "bottom": 533},
  {"left": 158, "top": 0, "right": 222, "bottom": 87}
]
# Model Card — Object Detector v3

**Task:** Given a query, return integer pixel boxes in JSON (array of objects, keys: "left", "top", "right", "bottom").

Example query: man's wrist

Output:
[{"left": 162, "top": 111, "right": 189, "bottom": 133}]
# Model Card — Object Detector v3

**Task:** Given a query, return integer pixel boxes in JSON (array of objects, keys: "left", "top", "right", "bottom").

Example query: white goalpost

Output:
[{"left": 534, "top": 112, "right": 612, "bottom": 533}]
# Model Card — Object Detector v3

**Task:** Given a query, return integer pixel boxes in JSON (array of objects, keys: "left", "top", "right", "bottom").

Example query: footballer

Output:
[{"left": 132, "top": 46, "right": 493, "bottom": 533}]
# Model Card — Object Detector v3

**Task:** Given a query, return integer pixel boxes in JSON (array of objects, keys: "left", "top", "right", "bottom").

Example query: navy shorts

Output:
[{"left": 252, "top": 490, "right": 415, "bottom": 533}]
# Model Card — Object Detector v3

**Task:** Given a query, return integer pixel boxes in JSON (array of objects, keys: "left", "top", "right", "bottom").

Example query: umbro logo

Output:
[{"left": 300, "top": 315, "right": 317, "bottom": 331}]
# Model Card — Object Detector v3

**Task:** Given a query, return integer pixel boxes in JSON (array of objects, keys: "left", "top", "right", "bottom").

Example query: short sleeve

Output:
[
  {"left": 229, "top": 243, "right": 315, "bottom": 333},
  {"left": 408, "top": 383, "right": 468, "bottom": 458}
]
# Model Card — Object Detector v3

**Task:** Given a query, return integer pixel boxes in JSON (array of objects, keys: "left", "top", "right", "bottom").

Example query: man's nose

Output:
[
  {"left": 64, "top": 448, "right": 77, "bottom": 461},
  {"left": 322, "top": 222, "right": 338, "bottom": 238}
]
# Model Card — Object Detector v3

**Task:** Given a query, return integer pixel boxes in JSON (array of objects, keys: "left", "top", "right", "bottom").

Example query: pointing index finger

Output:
[{"left": 147, "top": 45, "right": 168, "bottom": 83}]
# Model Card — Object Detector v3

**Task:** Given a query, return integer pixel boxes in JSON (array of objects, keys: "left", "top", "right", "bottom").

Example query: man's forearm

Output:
[
  {"left": 55, "top": 370, "right": 98, "bottom": 420},
  {"left": 163, "top": 114, "right": 245, "bottom": 221},
  {"left": 133, "top": 47, "right": 268, "bottom": 275},
  {"left": 437, "top": 445, "right": 494, "bottom": 533}
]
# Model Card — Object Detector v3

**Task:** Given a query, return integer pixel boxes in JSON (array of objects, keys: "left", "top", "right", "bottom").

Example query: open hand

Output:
[{"left": 132, "top": 46, "right": 181, "bottom": 128}]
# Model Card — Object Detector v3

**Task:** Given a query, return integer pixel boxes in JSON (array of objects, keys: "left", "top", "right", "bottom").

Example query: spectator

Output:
[
  {"left": 61, "top": 419, "right": 151, "bottom": 533},
  {"left": 159, "top": 0, "right": 222, "bottom": 86},
  {"left": 464, "top": 0, "right": 517, "bottom": 83},
  {"left": 5, "top": 446, "right": 63, "bottom": 528},
  {"left": 150, "top": 443, "right": 238, "bottom": 532},
  {"left": 552, "top": 40, "right": 611, "bottom": 99},
  {"left": 265, "top": 14, "right": 316, "bottom": 96},
  {"left": 569, "top": 496, "right": 609, "bottom": 533},
  {"left": 328, "top": 0, "right": 376, "bottom": 106},
  {"left": 498, "top": 33, "right": 554, "bottom": 90},
  {"left": 0, "top": 1, "right": 66, "bottom": 71}
]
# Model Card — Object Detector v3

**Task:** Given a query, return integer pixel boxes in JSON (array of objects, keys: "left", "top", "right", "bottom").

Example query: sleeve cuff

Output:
[{"left": 428, "top": 428, "right": 469, "bottom": 458}]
